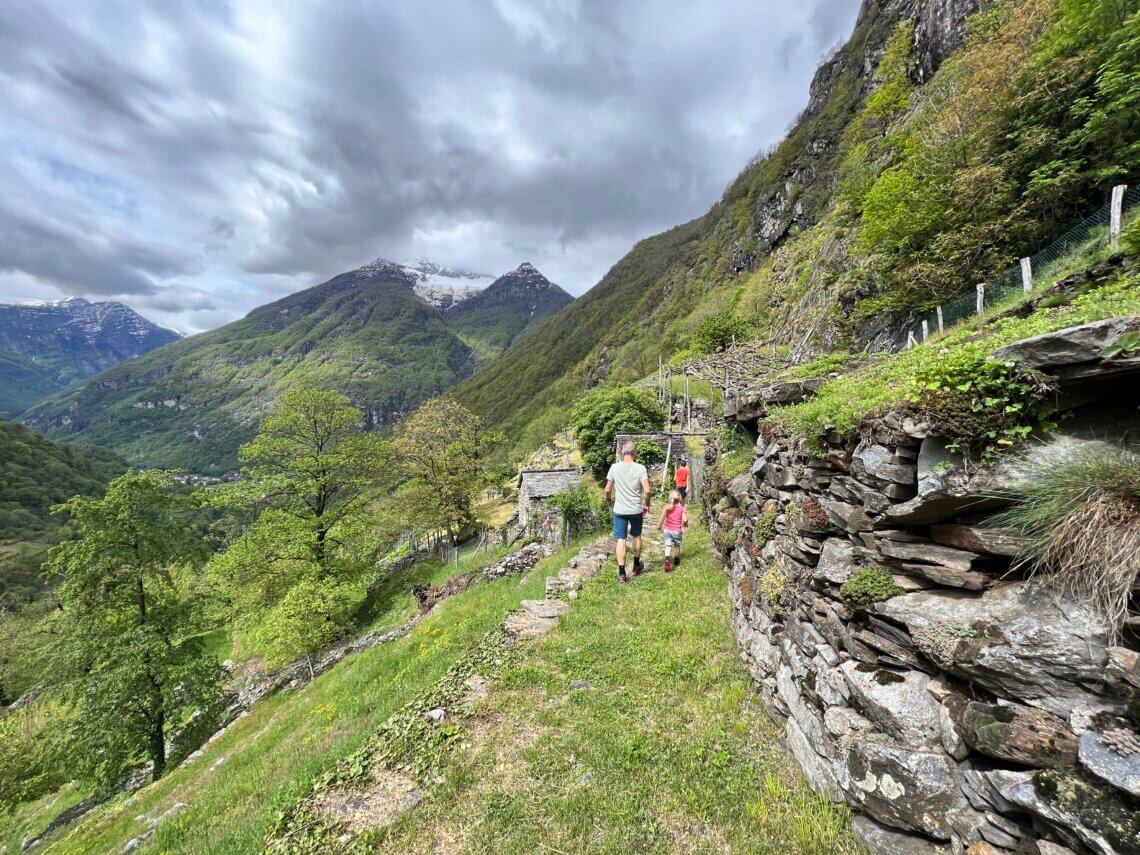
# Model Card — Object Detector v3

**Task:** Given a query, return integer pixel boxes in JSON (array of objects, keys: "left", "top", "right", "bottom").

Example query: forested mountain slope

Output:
[
  {"left": 445, "top": 262, "right": 573, "bottom": 362},
  {"left": 0, "top": 420, "right": 124, "bottom": 542},
  {"left": 21, "top": 261, "right": 476, "bottom": 474},
  {"left": 0, "top": 297, "right": 180, "bottom": 418},
  {"left": 455, "top": 0, "right": 1140, "bottom": 454},
  {"left": 0, "top": 419, "right": 124, "bottom": 605}
]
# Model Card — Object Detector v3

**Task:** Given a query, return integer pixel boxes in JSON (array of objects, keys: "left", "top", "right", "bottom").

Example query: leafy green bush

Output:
[
  {"left": 840, "top": 567, "right": 903, "bottom": 605},
  {"left": 547, "top": 483, "right": 604, "bottom": 533},
  {"left": 694, "top": 313, "right": 749, "bottom": 354},
  {"left": 634, "top": 438, "right": 665, "bottom": 467},
  {"left": 570, "top": 386, "right": 666, "bottom": 476},
  {"left": 992, "top": 445, "right": 1140, "bottom": 632},
  {"left": 905, "top": 352, "right": 1056, "bottom": 463},
  {"left": 1121, "top": 217, "right": 1140, "bottom": 258}
]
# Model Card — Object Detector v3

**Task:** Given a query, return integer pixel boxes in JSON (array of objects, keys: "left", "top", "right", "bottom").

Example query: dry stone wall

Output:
[{"left": 709, "top": 320, "right": 1140, "bottom": 854}]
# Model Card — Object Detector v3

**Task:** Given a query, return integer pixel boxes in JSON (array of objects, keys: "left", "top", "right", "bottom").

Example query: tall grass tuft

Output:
[{"left": 993, "top": 445, "right": 1140, "bottom": 634}]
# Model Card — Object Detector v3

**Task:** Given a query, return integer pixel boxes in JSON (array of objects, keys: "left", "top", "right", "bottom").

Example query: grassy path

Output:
[{"left": 377, "top": 521, "right": 859, "bottom": 854}]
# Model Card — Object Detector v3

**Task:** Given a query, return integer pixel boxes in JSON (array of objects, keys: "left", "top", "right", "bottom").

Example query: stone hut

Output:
[{"left": 517, "top": 467, "right": 583, "bottom": 538}]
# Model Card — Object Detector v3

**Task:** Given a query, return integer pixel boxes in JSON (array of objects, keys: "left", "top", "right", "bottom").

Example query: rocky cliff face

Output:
[
  {"left": 707, "top": 319, "right": 1140, "bottom": 854},
  {"left": 911, "top": 0, "right": 979, "bottom": 82}
]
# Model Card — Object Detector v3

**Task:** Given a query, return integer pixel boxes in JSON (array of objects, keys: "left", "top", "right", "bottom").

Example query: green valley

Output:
[{"left": 21, "top": 261, "right": 477, "bottom": 474}]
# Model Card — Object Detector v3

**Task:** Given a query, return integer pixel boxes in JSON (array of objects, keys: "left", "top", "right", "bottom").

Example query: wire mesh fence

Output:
[{"left": 902, "top": 184, "right": 1139, "bottom": 349}]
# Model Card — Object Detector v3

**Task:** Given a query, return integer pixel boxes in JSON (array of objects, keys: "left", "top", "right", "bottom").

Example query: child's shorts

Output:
[{"left": 663, "top": 529, "right": 683, "bottom": 546}]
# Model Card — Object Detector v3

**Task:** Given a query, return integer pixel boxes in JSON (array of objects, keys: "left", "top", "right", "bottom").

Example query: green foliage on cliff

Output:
[
  {"left": 768, "top": 270, "right": 1140, "bottom": 447},
  {"left": 456, "top": 0, "right": 1140, "bottom": 458}
]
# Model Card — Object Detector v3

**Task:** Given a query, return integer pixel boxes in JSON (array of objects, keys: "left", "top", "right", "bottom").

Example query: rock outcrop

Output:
[{"left": 710, "top": 321, "right": 1140, "bottom": 854}]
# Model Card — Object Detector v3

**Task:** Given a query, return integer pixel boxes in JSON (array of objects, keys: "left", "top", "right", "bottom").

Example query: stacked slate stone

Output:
[{"left": 709, "top": 319, "right": 1140, "bottom": 855}]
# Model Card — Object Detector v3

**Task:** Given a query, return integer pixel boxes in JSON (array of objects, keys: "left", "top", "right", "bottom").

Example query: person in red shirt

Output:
[{"left": 673, "top": 459, "right": 691, "bottom": 503}]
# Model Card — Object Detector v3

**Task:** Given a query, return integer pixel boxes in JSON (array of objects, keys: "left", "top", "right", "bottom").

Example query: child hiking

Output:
[
  {"left": 658, "top": 489, "right": 689, "bottom": 573},
  {"left": 605, "top": 440, "right": 652, "bottom": 584}
]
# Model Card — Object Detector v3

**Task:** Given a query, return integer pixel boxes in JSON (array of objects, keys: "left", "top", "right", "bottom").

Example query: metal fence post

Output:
[
  {"left": 976, "top": 283, "right": 985, "bottom": 317},
  {"left": 1020, "top": 257, "right": 1032, "bottom": 293},
  {"left": 921, "top": 319, "right": 929, "bottom": 342},
  {"left": 936, "top": 305, "right": 944, "bottom": 333},
  {"left": 1110, "top": 185, "right": 1127, "bottom": 248}
]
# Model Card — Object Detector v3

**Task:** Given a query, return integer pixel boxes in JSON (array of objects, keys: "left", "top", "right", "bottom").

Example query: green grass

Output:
[
  {"left": 377, "top": 522, "right": 858, "bottom": 854},
  {"left": 6, "top": 540, "right": 587, "bottom": 855},
  {"left": 769, "top": 272, "right": 1140, "bottom": 443}
]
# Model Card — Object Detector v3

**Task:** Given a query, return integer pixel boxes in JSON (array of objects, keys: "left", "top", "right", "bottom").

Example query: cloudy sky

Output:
[{"left": 0, "top": 0, "right": 860, "bottom": 334}]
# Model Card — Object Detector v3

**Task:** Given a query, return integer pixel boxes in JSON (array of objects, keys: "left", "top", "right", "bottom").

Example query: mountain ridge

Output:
[
  {"left": 0, "top": 296, "right": 181, "bottom": 418},
  {"left": 19, "top": 257, "right": 573, "bottom": 473},
  {"left": 445, "top": 262, "right": 574, "bottom": 362}
]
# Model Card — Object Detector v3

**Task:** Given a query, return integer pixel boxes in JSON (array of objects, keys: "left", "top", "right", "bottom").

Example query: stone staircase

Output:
[{"left": 504, "top": 533, "right": 670, "bottom": 641}]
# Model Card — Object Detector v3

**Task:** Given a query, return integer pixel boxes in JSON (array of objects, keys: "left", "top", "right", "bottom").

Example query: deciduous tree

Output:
[
  {"left": 48, "top": 470, "right": 218, "bottom": 784},
  {"left": 205, "top": 389, "right": 393, "bottom": 663},
  {"left": 392, "top": 398, "right": 495, "bottom": 539}
]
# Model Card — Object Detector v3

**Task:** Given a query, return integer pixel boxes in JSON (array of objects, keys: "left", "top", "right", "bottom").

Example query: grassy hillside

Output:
[
  {"left": 10, "top": 522, "right": 856, "bottom": 855},
  {"left": 21, "top": 263, "right": 476, "bottom": 474},
  {"left": 455, "top": 0, "right": 1140, "bottom": 456},
  {"left": 0, "top": 420, "right": 124, "bottom": 541}
]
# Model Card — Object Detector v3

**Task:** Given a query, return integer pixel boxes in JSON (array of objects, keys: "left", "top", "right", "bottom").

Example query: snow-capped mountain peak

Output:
[{"left": 397, "top": 258, "right": 496, "bottom": 310}]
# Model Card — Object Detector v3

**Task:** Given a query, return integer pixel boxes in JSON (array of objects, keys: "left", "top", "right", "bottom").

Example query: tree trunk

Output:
[{"left": 149, "top": 708, "right": 166, "bottom": 781}]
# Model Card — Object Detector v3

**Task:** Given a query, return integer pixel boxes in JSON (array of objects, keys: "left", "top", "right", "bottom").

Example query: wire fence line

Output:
[{"left": 901, "top": 183, "right": 1139, "bottom": 350}]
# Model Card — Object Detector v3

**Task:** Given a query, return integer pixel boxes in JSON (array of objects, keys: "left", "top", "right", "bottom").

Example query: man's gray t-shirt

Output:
[{"left": 607, "top": 460, "right": 648, "bottom": 515}]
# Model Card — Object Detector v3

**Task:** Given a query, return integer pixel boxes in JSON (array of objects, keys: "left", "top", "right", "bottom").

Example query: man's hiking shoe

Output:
[
  {"left": 632, "top": 557, "right": 644, "bottom": 576},
  {"left": 664, "top": 558, "right": 672, "bottom": 573},
  {"left": 618, "top": 568, "right": 628, "bottom": 584}
]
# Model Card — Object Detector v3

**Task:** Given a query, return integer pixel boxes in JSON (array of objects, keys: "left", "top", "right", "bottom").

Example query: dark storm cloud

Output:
[{"left": 0, "top": 0, "right": 861, "bottom": 332}]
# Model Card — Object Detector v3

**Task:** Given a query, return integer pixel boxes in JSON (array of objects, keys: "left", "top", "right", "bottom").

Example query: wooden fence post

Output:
[
  {"left": 936, "top": 305, "right": 944, "bottom": 333},
  {"left": 976, "top": 283, "right": 986, "bottom": 317},
  {"left": 906, "top": 331, "right": 917, "bottom": 350},
  {"left": 921, "top": 319, "right": 929, "bottom": 342},
  {"left": 1020, "top": 257, "right": 1033, "bottom": 293},
  {"left": 1110, "top": 184, "right": 1127, "bottom": 248}
]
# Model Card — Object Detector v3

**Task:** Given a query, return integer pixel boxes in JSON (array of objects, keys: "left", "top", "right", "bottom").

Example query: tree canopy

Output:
[
  {"left": 47, "top": 469, "right": 219, "bottom": 784},
  {"left": 571, "top": 386, "right": 666, "bottom": 476}
]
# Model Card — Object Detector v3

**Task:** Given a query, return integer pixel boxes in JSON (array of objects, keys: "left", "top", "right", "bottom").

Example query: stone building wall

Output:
[
  {"left": 708, "top": 319, "right": 1140, "bottom": 854},
  {"left": 517, "top": 468, "right": 583, "bottom": 534}
]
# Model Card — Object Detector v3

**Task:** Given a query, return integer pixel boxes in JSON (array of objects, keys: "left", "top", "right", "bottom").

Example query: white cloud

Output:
[{"left": 0, "top": 0, "right": 860, "bottom": 333}]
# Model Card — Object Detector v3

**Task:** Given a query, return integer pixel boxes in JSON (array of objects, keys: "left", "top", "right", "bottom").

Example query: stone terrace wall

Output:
[{"left": 709, "top": 320, "right": 1140, "bottom": 854}]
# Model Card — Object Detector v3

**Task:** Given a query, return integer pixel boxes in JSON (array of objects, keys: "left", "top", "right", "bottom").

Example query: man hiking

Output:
[
  {"left": 673, "top": 457, "right": 691, "bottom": 503},
  {"left": 605, "top": 440, "right": 651, "bottom": 584}
]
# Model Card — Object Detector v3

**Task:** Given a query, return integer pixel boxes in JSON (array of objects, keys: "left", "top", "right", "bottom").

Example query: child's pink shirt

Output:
[{"left": 663, "top": 504, "right": 686, "bottom": 531}]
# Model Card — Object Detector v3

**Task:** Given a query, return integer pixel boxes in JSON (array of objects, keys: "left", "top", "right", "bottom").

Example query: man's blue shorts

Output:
[{"left": 612, "top": 512, "right": 644, "bottom": 540}]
